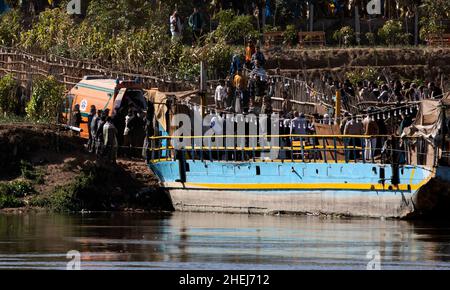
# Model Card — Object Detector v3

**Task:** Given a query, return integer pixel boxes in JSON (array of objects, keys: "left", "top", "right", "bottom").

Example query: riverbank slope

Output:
[{"left": 0, "top": 123, "right": 171, "bottom": 213}]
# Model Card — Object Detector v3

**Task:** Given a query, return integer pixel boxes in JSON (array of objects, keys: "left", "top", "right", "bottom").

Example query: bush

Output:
[
  {"left": 0, "top": 180, "right": 36, "bottom": 198},
  {"left": 20, "top": 160, "right": 45, "bottom": 184},
  {"left": 345, "top": 67, "right": 379, "bottom": 85},
  {"left": 0, "top": 74, "right": 18, "bottom": 116},
  {"left": 333, "top": 26, "right": 355, "bottom": 46},
  {"left": 378, "top": 20, "right": 411, "bottom": 46},
  {"left": 419, "top": 0, "right": 450, "bottom": 42},
  {"left": 26, "top": 75, "right": 65, "bottom": 122},
  {"left": 20, "top": 8, "right": 74, "bottom": 55},
  {"left": 47, "top": 166, "right": 113, "bottom": 212},
  {"left": 0, "top": 9, "right": 22, "bottom": 46},
  {"left": 0, "top": 193, "right": 24, "bottom": 208},
  {"left": 283, "top": 25, "right": 297, "bottom": 46},
  {"left": 365, "top": 32, "right": 376, "bottom": 46},
  {"left": 213, "top": 10, "right": 259, "bottom": 44}
]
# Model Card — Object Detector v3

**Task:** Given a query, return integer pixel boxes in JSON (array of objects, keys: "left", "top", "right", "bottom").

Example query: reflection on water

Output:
[{"left": 1, "top": 212, "right": 450, "bottom": 269}]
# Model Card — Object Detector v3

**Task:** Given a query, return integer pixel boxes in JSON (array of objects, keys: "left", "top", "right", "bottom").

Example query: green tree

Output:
[
  {"left": 26, "top": 75, "right": 65, "bottom": 122},
  {"left": 378, "top": 20, "right": 411, "bottom": 46},
  {"left": 20, "top": 8, "right": 74, "bottom": 54},
  {"left": 419, "top": 0, "right": 450, "bottom": 41},
  {"left": 0, "top": 74, "right": 18, "bottom": 116},
  {"left": 212, "top": 9, "right": 258, "bottom": 44},
  {"left": 0, "top": 9, "right": 22, "bottom": 46}
]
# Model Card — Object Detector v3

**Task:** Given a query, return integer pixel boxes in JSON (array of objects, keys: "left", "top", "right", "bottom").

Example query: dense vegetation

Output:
[
  {"left": 0, "top": 0, "right": 447, "bottom": 80},
  {"left": 0, "top": 0, "right": 447, "bottom": 123}
]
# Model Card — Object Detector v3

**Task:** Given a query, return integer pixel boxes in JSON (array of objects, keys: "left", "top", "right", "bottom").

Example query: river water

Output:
[{"left": 1, "top": 212, "right": 450, "bottom": 270}]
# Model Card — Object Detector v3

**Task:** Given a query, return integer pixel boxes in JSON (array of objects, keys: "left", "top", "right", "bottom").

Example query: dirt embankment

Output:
[
  {"left": 266, "top": 47, "right": 450, "bottom": 83},
  {"left": 0, "top": 123, "right": 170, "bottom": 213}
]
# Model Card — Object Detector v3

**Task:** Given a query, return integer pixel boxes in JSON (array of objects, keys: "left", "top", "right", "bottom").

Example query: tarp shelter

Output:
[
  {"left": 405, "top": 94, "right": 450, "bottom": 166},
  {"left": 146, "top": 90, "right": 199, "bottom": 133}
]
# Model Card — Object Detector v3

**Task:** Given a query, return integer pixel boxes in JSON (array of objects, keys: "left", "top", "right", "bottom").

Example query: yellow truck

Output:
[{"left": 64, "top": 76, "right": 147, "bottom": 142}]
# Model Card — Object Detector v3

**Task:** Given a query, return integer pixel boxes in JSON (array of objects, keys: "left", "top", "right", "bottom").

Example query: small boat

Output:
[{"left": 146, "top": 90, "right": 450, "bottom": 218}]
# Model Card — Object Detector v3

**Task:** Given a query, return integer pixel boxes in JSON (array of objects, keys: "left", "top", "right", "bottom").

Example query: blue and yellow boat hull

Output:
[{"left": 148, "top": 160, "right": 450, "bottom": 218}]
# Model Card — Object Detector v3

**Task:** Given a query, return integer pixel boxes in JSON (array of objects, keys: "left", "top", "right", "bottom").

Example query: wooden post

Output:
[
  {"left": 200, "top": 61, "right": 207, "bottom": 118},
  {"left": 414, "top": 5, "right": 419, "bottom": 46},
  {"left": 335, "top": 89, "right": 341, "bottom": 125},
  {"left": 355, "top": 6, "right": 361, "bottom": 45}
]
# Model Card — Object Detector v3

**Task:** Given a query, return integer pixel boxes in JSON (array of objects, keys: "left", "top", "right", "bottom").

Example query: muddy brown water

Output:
[{"left": 1, "top": 212, "right": 450, "bottom": 270}]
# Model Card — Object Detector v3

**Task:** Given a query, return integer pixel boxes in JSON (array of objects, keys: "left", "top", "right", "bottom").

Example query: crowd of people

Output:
[
  {"left": 71, "top": 104, "right": 147, "bottom": 164},
  {"left": 204, "top": 37, "right": 449, "bottom": 163},
  {"left": 319, "top": 77, "right": 444, "bottom": 112},
  {"left": 213, "top": 40, "right": 270, "bottom": 115}
]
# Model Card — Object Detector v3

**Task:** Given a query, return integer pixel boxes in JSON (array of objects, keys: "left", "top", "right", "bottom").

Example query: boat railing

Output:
[{"left": 147, "top": 134, "right": 441, "bottom": 166}]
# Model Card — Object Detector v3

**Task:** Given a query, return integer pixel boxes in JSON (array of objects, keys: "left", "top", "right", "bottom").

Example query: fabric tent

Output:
[
  {"left": 406, "top": 94, "right": 450, "bottom": 142},
  {"left": 146, "top": 90, "right": 198, "bottom": 132}
]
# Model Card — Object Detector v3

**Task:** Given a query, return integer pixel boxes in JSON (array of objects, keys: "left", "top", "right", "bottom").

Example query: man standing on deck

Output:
[
  {"left": 428, "top": 82, "right": 443, "bottom": 99},
  {"left": 245, "top": 39, "right": 256, "bottom": 70},
  {"left": 290, "top": 112, "right": 308, "bottom": 137},
  {"left": 251, "top": 45, "right": 266, "bottom": 68},
  {"left": 363, "top": 110, "right": 379, "bottom": 161},
  {"left": 344, "top": 114, "right": 364, "bottom": 161},
  {"left": 233, "top": 69, "right": 247, "bottom": 114},
  {"left": 214, "top": 80, "right": 226, "bottom": 109}
]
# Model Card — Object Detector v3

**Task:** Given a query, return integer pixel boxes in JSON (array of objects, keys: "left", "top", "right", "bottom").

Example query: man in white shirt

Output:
[
  {"left": 214, "top": 80, "right": 227, "bottom": 109},
  {"left": 290, "top": 112, "right": 308, "bottom": 136}
]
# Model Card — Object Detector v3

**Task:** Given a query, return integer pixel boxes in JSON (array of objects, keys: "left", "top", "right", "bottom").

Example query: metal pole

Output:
[{"left": 335, "top": 89, "right": 341, "bottom": 125}]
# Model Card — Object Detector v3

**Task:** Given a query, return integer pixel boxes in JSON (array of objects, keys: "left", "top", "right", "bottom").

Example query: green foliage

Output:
[
  {"left": 0, "top": 179, "right": 35, "bottom": 199},
  {"left": 20, "top": 8, "right": 74, "bottom": 55},
  {"left": 365, "top": 32, "right": 376, "bottom": 46},
  {"left": 0, "top": 74, "right": 18, "bottom": 115},
  {"left": 333, "top": 26, "right": 355, "bottom": 46},
  {"left": 28, "top": 194, "right": 50, "bottom": 207},
  {"left": 283, "top": 25, "right": 297, "bottom": 46},
  {"left": 419, "top": 0, "right": 450, "bottom": 41},
  {"left": 26, "top": 75, "right": 65, "bottom": 122},
  {"left": 47, "top": 166, "right": 113, "bottom": 212},
  {"left": 0, "top": 9, "right": 22, "bottom": 46},
  {"left": 263, "top": 24, "right": 282, "bottom": 32},
  {"left": 378, "top": 20, "right": 411, "bottom": 46},
  {"left": 0, "top": 193, "right": 24, "bottom": 208},
  {"left": 345, "top": 67, "right": 379, "bottom": 85},
  {"left": 86, "top": 0, "right": 154, "bottom": 34},
  {"left": 213, "top": 10, "right": 258, "bottom": 44},
  {"left": 20, "top": 160, "right": 45, "bottom": 184}
]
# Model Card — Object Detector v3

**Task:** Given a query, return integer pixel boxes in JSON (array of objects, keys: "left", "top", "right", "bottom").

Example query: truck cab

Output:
[{"left": 64, "top": 76, "right": 147, "bottom": 143}]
